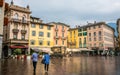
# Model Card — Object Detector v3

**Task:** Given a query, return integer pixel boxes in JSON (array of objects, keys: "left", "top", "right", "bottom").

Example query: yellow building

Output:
[
  {"left": 29, "top": 16, "right": 54, "bottom": 53},
  {"left": 68, "top": 26, "right": 87, "bottom": 49},
  {"left": 68, "top": 28, "right": 79, "bottom": 48}
]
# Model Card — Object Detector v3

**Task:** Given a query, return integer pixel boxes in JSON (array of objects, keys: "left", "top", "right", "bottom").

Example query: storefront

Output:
[{"left": 51, "top": 46, "right": 66, "bottom": 55}]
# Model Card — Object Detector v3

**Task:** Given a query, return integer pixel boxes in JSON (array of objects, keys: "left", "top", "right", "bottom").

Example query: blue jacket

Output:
[{"left": 43, "top": 54, "right": 50, "bottom": 64}]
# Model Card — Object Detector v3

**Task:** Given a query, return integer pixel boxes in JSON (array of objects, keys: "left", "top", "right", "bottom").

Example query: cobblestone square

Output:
[{"left": 1, "top": 56, "right": 120, "bottom": 75}]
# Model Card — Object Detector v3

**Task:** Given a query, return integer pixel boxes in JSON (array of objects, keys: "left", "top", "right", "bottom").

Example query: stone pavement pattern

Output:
[{"left": 0, "top": 56, "right": 120, "bottom": 75}]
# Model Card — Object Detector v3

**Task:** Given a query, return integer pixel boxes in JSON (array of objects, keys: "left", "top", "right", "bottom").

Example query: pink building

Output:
[
  {"left": 87, "top": 22, "right": 115, "bottom": 52},
  {"left": 49, "top": 22, "right": 70, "bottom": 54}
]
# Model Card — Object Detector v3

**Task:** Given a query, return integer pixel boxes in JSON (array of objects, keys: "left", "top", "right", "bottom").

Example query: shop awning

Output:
[{"left": 10, "top": 46, "right": 28, "bottom": 49}]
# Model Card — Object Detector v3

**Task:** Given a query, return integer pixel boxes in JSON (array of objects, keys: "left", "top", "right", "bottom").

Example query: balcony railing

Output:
[
  {"left": 61, "top": 37, "right": 66, "bottom": 40},
  {"left": 11, "top": 18, "right": 21, "bottom": 23},
  {"left": 0, "top": 0, "right": 4, "bottom": 7},
  {"left": 12, "top": 29, "right": 19, "bottom": 33},
  {"left": 21, "top": 30, "right": 27, "bottom": 34},
  {"left": 22, "top": 20, "right": 29, "bottom": 24},
  {"left": 54, "top": 36, "right": 60, "bottom": 39},
  {"left": 10, "top": 39, "right": 28, "bottom": 44},
  {"left": 55, "top": 28, "right": 58, "bottom": 31}
]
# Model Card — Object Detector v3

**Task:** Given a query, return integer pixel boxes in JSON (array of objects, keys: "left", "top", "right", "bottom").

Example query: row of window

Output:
[
  {"left": 31, "top": 19, "right": 40, "bottom": 23},
  {"left": 88, "top": 25, "right": 101, "bottom": 30},
  {"left": 71, "top": 31, "right": 102, "bottom": 37},
  {"left": 79, "top": 43, "right": 104, "bottom": 48},
  {"left": 13, "top": 33, "right": 25, "bottom": 40},
  {"left": 14, "top": 13, "right": 27, "bottom": 22},
  {"left": 79, "top": 38, "right": 86, "bottom": 44},
  {"left": 30, "top": 40, "right": 50, "bottom": 46},
  {"left": 31, "top": 24, "right": 51, "bottom": 30},
  {"left": 89, "top": 37, "right": 102, "bottom": 41},
  {"left": 55, "top": 40, "right": 65, "bottom": 45},
  {"left": 32, "top": 31, "right": 50, "bottom": 37},
  {"left": 89, "top": 31, "right": 102, "bottom": 36},
  {"left": 30, "top": 40, "right": 65, "bottom": 45},
  {"left": 56, "top": 25, "right": 64, "bottom": 29},
  {"left": 56, "top": 32, "right": 65, "bottom": 37},
  {"left": 88, "top": 43, "right": 103, "bottom": 47},
  {"left": 78, "top": 32, "right": 87, "bottom": 36}
]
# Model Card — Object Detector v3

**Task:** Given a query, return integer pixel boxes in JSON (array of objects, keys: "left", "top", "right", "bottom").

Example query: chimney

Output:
[
  {"left": 11, "top": 0, "right": 14, "bottom": 5},
  {"left": 94, "top": 21, "right": 96, "bottom": 24},
  {"left": 27, "top": 5, "right": 30, "bottom": 9}
]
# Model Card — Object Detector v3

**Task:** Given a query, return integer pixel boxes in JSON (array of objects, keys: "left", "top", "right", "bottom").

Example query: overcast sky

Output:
[{"left": 6, "top": 0, "right": 120, "bottom": 27}]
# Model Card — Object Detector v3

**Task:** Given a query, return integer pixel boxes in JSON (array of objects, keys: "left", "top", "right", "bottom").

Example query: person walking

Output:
[
  {"left": 43, "top": 52, "right": 50, "bottom": 72},
  {"left": 32, "top": 51, "right": 39, "bottom": 72}
]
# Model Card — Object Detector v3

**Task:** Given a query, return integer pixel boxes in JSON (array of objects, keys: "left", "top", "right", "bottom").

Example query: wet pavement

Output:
[{"left": 0, "top": 56, "right": 120, "bottom": 75}]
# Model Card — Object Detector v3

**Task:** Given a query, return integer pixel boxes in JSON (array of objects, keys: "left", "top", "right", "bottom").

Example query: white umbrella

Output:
[
  {"left": 31, "top": 48, "right": 41, "bottom": 52},
  {"left": 41, "top": 49, "right": 53, "bottom": 54}
]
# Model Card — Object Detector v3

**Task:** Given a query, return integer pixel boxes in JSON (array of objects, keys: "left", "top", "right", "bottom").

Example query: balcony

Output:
[
  {"left": 55, "top": 28, "right": 58, "bottom": 31},
  {"left": 21, "top": 30, "right": 27, "bottom": 34},
  {"left": 11, "top": 18, "right": 21, "bottom": 23},
  {"left": 22, "top": 20, "right": 29, "bottom": 24},
  {"left": 12, "top": 29, "right": 19, "bottom": 33},
  {"left": 54, "top": 36, "right": 60, "bottom": 39},
  {"left": 61, "top": 37, "right": 66, "bottom": 40},
  {"left": 10, "top": 39, "right": 28, "bottom": 44},
  {"left": 0, "top": 0, "right": 4, "bottom": 7}
]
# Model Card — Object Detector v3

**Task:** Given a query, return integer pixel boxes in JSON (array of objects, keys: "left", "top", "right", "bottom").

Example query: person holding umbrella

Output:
[
  {"left": 31, "top": 49, "right": 39, "bottom": 72},
  {"left": 43, "top": 52, "right": 50, "bottom": 72}
]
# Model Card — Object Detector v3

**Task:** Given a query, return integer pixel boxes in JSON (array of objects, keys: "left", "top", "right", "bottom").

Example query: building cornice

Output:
[
  {"left": 9, "top": 5, "right": 31, "bottom": 13},
  {"left": 48, "top": 22, "right": 70, "bottom": 27}
]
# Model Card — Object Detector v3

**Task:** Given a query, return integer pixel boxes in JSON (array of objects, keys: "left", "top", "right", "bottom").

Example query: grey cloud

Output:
[{"left": 6, "top": 0, "right": 120, "bottom": 27}]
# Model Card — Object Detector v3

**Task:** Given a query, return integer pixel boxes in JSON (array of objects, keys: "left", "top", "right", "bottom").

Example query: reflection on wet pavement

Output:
[{"left": 1, "top": 56, "right": 120, "bottom": 75}]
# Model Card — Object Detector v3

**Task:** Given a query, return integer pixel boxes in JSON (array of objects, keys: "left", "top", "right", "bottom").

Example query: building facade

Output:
[
  {"left": 0, "top": 0, "right": 5, "bottom": 58},
  {"left": 78, "top": 26, "right": 87, "bottom": 48},
  {"left": 87, "top": 22, "right": 115, "bottom": 51},
  {"left": 68, "top": 28, "right": 79, "bottom": 49},
  {"left": 29, "top": 16, "right": 54, "bottom": 53},
  {"left": 68, "top": 22, "right": 115, "bottom": 53},
  {"left": 3, "top": 2, "right": 31, "bottom": 57},
  {"left": 49, "top": 22, "right": 69, "bottom": 54},
  {"left": 117, "top": 19, "right": 120, "bottom": 49}
]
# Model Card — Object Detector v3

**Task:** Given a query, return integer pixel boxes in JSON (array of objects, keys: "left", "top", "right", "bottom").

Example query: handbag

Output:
[{"left": 41, "top": 59, "right": 45, "bottom": 64}]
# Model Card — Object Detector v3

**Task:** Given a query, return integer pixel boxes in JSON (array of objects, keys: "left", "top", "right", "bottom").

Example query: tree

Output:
[{"left": 14, "top": 48, "right": 22, "bottom": 55}]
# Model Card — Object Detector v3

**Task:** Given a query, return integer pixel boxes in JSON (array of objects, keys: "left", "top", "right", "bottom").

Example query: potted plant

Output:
[{"left": 14, "top": 48, "right": 22, "bottom": 59}]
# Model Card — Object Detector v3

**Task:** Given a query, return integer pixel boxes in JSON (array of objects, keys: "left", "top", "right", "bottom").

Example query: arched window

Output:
[
  {"left": 99, "top": 31, "right": 102, "bottom": 36},
  {"left": 14, "top": 13, "right": 19, "bottom": 19},
  {"left": 22, "top": 15, "right": 26, "bottom": 23}
]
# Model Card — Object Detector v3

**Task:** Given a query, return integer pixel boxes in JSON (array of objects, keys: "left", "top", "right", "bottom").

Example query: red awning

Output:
[{"left": 10, "top": 46, "right": 28, "bottom": 49}]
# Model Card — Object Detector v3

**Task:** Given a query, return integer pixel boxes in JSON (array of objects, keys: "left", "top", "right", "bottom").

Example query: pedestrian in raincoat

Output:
[{"left": 43, "top": 52, "right": 50, "bottom": 72}]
